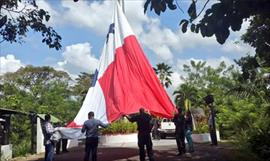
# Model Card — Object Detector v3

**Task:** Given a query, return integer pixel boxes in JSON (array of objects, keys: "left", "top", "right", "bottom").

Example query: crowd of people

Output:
[{"left": 41, "top": 107, "right": 217, "bottom": 161}]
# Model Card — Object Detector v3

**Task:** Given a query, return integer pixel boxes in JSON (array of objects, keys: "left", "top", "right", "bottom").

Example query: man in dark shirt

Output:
[
  {"left": 172, "top": 107, "right": 186, "bottom": 155},
  {"left": 125, "top": 108, "right": 155, "bottom": 161},
  {"left": 81, "top": 111, "right": 108, "bottom": 161}
]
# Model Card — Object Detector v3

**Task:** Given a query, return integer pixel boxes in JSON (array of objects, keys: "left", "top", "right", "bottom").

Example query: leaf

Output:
[
  {"left": 179, "top": 19, "right": 188, "bottom": 26},
  {"left": 45, "top": 15, "right": 50, "bottom": 22},
  {"left": 200, "top": 24, "right": 207, "bottom": 37},
  {"left": 160, "top": 0, "right": 166, "bottom": 12},
  {"left": 0, "top": 15, "right": 7, "bottom": 28},
  {"left": 215, "top": 28, "right": 230, "bottom": 44},
  {"left": 195, "top": 25, "right": 200, "bottom": 33},
  {"left": 188, "top": 0, "right": 197, "bottom": 22},
  {"left": 182, "top": 21, "right": 188, "bottom": 33},
  {"left": 231, "top": 16, "right": 243, "bottom": 31},
  {"left": 166, "top": 0, "right": 177, "bottom": 10},
  {"left": 144, "top": 0, "right": 151, "bottom": 13},
  {"left": 191, "top": 24, "right": 195, "bottom": 32}
]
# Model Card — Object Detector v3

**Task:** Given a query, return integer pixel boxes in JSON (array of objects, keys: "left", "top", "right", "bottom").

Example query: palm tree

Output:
[
  {"left": 154, "top": 62, "right": 173, "bottom": 88},
  {"left": 173, "top": 84, "right": 198, "bottom": 109}
]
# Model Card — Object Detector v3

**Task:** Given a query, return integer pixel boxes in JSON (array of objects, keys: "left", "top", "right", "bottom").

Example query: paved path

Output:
[{"left": 13, "top": 139, "right": 235, "bottom": 161}]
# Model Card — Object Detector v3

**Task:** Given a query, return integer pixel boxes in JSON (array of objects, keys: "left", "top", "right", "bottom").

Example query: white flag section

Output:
[{"left": 57, "top": 1, "right": 176, "bottom": 139}]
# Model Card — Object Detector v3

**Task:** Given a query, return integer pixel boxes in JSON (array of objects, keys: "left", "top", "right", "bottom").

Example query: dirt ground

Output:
[{"left": 12, "top": 141, "right": 247, "bottom": 161}]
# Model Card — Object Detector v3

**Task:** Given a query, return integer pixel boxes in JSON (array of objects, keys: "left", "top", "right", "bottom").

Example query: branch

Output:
[
  {"left": 2, "top": 4, "right": 27, "bottom": 14},
  {"left": 0, "top": 39, "right": 5, "bottom": 43},
  {"left": 196, "top": 0, "right": 210, "bottom": 19},
  {"left": 175, "top": 0, "right": 184, "bottom": 13}
]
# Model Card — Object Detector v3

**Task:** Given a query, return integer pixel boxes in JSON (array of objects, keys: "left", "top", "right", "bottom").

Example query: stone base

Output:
[
  {"left": 192, "top": 131, "right": 220, "bottom": 143},
  {"left": 1, "top": 144, "right": 12, "bottom": 161}
]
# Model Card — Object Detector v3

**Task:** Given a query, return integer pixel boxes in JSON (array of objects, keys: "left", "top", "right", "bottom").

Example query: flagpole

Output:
[{"left": 118, "top": 0, "right": 125, "bottom": 13}]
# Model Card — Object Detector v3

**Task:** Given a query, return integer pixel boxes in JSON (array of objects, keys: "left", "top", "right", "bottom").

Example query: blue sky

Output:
[{"left": 0, "top": 0, "right": 254, "bottom": 89}]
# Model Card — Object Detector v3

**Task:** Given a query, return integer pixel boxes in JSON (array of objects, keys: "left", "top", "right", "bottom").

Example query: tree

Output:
[
  {"left": 153, "top": 62, "right": 172, "bottom": 88},
  {"left": 241, "top": 15, "right": 270, "bottom": 67},
  {"left": 0, "top": 65, "right": 79, "bottom": 121},
  {"left": 0, "top": 66, "right": 80, "bottom": 156},
  {"left": 72, "top": 72, "right": 95, "bottom": 104},
  {"left": 0, "top": 0, "right": 61, "bottom": 50},
  {"left": 144, "top": 0, "right": 270, "bottom": 44}
]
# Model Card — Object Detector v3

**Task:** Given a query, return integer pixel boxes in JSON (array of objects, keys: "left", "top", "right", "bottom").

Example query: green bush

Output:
[
  {"left": 12, "top": 139, "right": 31, "bottom": 157},
  {"left": 193, "top": 121, "right": 209, "bottom": 134},
  {"left": 101, "top": 119, "right": 137, "bottom": 135}
]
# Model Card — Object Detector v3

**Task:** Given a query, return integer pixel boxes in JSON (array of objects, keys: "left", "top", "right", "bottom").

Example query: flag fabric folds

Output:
[{"left": 68, "top": 2, "right": 176, "bottom": 127}]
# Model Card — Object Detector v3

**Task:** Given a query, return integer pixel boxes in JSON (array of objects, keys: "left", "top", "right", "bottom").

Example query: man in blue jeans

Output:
[
  {"left": 41, "top": 114, "right": 55, "bottom": 161},
  {"left": 185, "top": 110, "right": 194, "bottom": 153},
  {"left": 81, "top": 111, "right": 108, "bottom": 161}
]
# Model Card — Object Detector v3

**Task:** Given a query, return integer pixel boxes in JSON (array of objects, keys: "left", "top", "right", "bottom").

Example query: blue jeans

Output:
[
  {"left": 45, "top": 143, "right": 54, "bottom": 161},
  {"left": 185, "top": 130, "right": 194, "bottom": 152}
]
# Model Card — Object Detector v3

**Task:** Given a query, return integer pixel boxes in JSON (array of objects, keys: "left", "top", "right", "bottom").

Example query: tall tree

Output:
[
  {"left": 0, "top": 66, "right": 80, "bottom": 156},
  {"left": 72, "top": 72, "right": 95, "bottom": 104},
  {"left": 0, "top": 65, "right": 79, "bottom": 121},
  {"left": 154, "top": 62, "right": 173, "bottom": 88},
  {"left": 0, "top": 0, "right": 61, "bottom": 50}
]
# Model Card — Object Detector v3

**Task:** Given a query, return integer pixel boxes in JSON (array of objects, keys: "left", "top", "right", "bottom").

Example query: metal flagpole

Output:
[{"left": 118, "top": 0, "right": 125, "bottom": 13}]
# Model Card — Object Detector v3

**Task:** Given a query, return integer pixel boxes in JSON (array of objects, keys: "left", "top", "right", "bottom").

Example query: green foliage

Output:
[
  {"left": 101, "top": 119, "right": 137, "bottom": 135},
  {"left": 72, "top": 72, "right": 95, "bottom": 105},
  {"left": 154, "top": 62, "right": 173, "bottom": 88},
  {"left": 0, "top": 66, "right": 81, "bottom": 156},
  {"left": 0, "top": 0, "right": 61, "bottom": 50},
  {"left": 10, "top": 115, "right": 32, "bottom": 157},
  {"left": 174, "top": 59, "right": 270, "bottom": 160},
  {"left": 241, "top": 15, "right": 270, "bottom": 67},
  {"left": 193, "top": 121, "right": 208, "bottom": 134},
  {"left": 12, "top": 137, "right": 31, "bottom": 157}
]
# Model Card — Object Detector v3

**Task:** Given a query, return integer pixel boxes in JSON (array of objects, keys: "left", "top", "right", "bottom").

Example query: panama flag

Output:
[{"left": 67, "top": 2, "right": 176, "bottom": 127}]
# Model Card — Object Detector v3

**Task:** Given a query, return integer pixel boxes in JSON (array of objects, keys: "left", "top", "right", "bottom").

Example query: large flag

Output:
[{"left": 68, "top": 2, "right": 176, "bottom": 127}]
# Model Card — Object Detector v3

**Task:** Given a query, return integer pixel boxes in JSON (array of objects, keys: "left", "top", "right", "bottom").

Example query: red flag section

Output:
[{"left": 99, "top": 35, "right": 176, "bottom": 122}]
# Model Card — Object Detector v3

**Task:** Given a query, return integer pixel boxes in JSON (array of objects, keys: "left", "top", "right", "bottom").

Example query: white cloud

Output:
[
  {"left": 60, "top": 0, "right": 113, "bottom": 35},
  {"left": 36, "top": 1, "right": 61, "bottom": 26},
  {"left": 221, "top": 39, "right": 255, "bottom": 56},
  {"left": 56, "top": 43, "right": 99, "bottom": 77},
  {"left": 171, "top": 72, "right": 183, "bottom": 89},
  {"left": 0, "top": 55, "right": 24, "bottom": 75}
]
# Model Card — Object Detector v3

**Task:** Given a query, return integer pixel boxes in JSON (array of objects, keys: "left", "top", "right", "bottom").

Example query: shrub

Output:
[
  {"left": 12, "top": 139, "right": 31, "bottom": 157},
  {"left": 101, "top": 119, "right": 137, "bottom": 135},
  {"left": 193, "top": 121, "right": 209, "bottom": 134}
]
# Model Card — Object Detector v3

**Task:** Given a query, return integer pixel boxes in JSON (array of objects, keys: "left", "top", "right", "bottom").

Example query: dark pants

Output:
[
  {"left": 175, "top": 132, "right": 185, "bottom": 154},
  {"left": 56, "top": 139, "right": 68, "bottom": 154},
  {"left": 210, "top": 129, "right": 218, "bottom": 145},
  {"left": 84, "top": 137, "right": 98, "bottom": 161},
  {"left": 44, "top": 143, "right": 54, "bottom": 161},
  {"left": 152, "top": 128, "right": 160, "bottom": 140},
  {"left": 138, "top": 133, "right": 155, "bottom": 161}
]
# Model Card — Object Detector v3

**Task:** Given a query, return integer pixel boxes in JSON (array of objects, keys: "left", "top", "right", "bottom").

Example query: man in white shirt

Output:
[{"left": 41, "top": 114, "right": 55, "bottom": 161}]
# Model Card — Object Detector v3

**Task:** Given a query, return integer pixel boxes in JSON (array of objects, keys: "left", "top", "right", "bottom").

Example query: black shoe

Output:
[{"left": 63, "top": 150, "right": 69, "bottom": 153}]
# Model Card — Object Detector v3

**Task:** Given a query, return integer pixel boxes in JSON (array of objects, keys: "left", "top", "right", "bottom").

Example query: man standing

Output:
[
  {"left": 125, "top": 108, "right": 155, "bottom": 161},
  {"left": 41, "top": 114, "right": 55, "bottom": 161},
  {"left": 81, "top": 111, "right": 108, "bottom": 161},
  {"left": 172, "top": 108, "right": 186, "bottom": 156},
  {"left": 185, "top": 110, "right": 194, "bottom": 153},
  {"left": 208, "top": 110, "right": 218, "bottom": 146}
]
